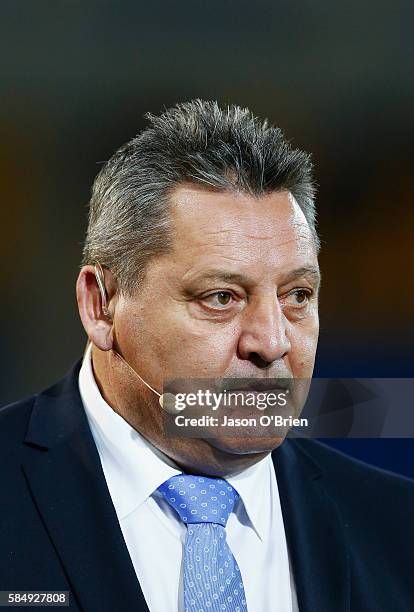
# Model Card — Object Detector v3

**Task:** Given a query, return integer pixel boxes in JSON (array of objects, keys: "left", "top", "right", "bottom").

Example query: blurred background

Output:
[{"left": 1, "top": 1, "right": 413, "bottom": 476}]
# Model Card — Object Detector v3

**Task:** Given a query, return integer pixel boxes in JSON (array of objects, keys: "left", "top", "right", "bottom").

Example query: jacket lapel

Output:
[
  {"left": 22, "top": 361, "right": 149, "bottom": 612},
  {"left": 272, "top": 438, "right": 350, "bottom": 612}
]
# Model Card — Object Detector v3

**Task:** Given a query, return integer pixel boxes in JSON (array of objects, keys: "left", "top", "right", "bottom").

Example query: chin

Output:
[{"left": 206, "top": 435, "right": 285, "bottom": 456}]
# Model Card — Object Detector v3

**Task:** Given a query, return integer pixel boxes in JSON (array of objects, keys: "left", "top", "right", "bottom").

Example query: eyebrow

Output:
[
  {"left": 184, "top": 266, "right": 321, "bottom": 289},
  {"left": 280, "top": 266, "right": 321, "bottom": 287}
]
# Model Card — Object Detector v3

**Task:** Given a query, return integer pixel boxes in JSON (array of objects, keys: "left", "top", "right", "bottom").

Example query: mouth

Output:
[{"left": 218, "top": 378, "right": 293, "bottom": 394}]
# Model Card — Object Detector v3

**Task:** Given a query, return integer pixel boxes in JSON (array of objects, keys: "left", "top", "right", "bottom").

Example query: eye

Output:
[
  {"left": 201, "top": 291, "right": 234, "bottom": 309},
  {"left": 281, "top": 288, "right": 312, "bottom": 308},
  {"left": 293, "top": 289, "right": 310, "bottom": 304}
]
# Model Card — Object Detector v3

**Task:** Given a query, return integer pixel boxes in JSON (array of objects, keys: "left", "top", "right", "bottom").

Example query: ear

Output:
[{"left": 76, "top": 265, "right": 118, "bottom": 351}]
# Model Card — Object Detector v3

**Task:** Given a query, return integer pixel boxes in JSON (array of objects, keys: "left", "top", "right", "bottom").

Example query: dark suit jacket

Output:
[{"left": 1, "top": 360, "right": 413, "bottom": 611}]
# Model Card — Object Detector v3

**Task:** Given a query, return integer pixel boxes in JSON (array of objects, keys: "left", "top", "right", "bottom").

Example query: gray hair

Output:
[{"left": 82, "top": 99, "right": 319, "bottom": 296}]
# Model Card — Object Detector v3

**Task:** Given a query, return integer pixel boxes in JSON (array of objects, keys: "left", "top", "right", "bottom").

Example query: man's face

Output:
[{"left": 111, "top": 184, "right": 320, "bottom": 462}]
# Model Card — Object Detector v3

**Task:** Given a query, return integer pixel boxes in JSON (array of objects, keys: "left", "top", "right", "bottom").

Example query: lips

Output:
[{"left": 219, "top": 378, "right": 293, "bottom": 393}]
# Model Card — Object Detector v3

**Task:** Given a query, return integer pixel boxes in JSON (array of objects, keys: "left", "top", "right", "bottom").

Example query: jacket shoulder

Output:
[
  {"left": 0, "top": 361, "right": 82, "bottom": 453},
  {"left": 0, "top": 395, "right": 37, "bottom": 449},
  {"left": 294, "top": 437, "right": 414, "bottom": 501}
]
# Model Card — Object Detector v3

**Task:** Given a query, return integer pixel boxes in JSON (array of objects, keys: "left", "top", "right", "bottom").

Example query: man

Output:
[{"left": 0, "top": 100, "right": 413, "bottom": 611}]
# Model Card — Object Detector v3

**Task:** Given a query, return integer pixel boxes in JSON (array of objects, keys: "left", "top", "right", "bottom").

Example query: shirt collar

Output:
[
  {"left": 79, "top": 342, "right": 181, "bottom": 520},
  {"left": 225, "top": 453, "right": 273, "bottom": 542},
  {"left": 79, "top": 342, "right": 275, "bottom": 539}
]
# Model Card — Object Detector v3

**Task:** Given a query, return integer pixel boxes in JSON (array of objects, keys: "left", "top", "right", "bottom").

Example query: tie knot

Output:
[{"left": 158, "top": 474, "right": 239, "bottom": 527}]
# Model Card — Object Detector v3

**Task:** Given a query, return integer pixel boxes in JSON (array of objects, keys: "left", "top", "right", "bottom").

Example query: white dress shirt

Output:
[{"left": 78, "top": 343, "right": 298, "bottom": 611}]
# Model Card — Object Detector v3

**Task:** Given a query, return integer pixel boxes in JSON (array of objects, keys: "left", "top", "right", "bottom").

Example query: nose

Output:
[{"left": 237, "top": 292, "right": 291, "bottom": 366}]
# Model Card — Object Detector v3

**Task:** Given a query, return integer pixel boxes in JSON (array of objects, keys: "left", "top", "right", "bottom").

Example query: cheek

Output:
[
  {"left": 289, "top": 320, "right": 319, "bottom": 375},
  {"left": 168, "top": 328, "right": 236, "bottom": 377},
  {"left": 152, "top": 318, "right": 239, "bottom": 379}
]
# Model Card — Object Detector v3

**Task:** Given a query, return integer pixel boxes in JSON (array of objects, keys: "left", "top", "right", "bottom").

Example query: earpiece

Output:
[
  {"left": 112, "top": 348, "right": 177, "bottom": 414},
  {"left": 94, "top": 262, "right": 110, "bottom": 317},
  {"left": 94, "top": 262, "right": 175, "bottom": 412}
]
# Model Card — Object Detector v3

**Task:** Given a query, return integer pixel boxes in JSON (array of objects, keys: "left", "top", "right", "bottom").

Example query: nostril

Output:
[{"left": 249, "top": 352, "right": 273, "bottom": 369}]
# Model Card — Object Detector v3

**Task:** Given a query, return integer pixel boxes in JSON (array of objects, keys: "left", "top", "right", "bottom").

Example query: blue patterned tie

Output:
[{"left": 158, "top": 474, "right": 248, "bottom": 612}]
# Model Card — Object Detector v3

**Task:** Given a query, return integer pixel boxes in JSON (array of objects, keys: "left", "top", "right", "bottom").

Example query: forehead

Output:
[{"left": 168, "top": 184, "right": 317, "bottom": 277}]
